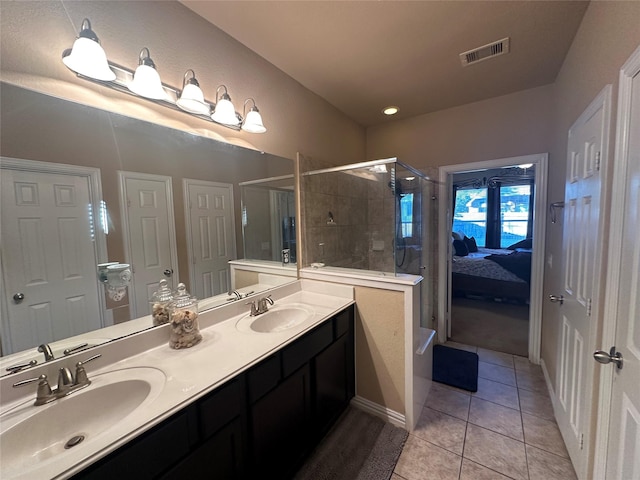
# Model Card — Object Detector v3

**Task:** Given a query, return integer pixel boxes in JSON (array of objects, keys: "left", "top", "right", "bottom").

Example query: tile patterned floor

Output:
[{"left": 392, "top": 342, "right": 578, "bottom": 480}]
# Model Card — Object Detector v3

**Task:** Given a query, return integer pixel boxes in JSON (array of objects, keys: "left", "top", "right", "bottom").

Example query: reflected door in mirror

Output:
[
  {"left": 1, "top": 167, "right": 102, "bottom": 354},
  {"left": 185, "top": 179, "right": 236, "bottom": 300},
  {"left": 120, "top": 172, "right": 179, "bottom": 319}
]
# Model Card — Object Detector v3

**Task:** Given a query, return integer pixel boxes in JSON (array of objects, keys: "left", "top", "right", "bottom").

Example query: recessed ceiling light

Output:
[{"left": 382, "top": 106, "right": 399, "bottom": 116}]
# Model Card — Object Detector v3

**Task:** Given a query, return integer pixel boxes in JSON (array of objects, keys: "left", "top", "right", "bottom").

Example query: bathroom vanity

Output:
[
  {"left": 75, "top": 306, "right": 354, "bottom": 479},
  {"left": 0, "top": 280, "right": 355, "bottom": 480}
]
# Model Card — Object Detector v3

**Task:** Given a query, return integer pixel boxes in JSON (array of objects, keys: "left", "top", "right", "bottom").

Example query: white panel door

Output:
[
  {"left": 184, "top": 179, "right": 236, "bottom": 300},
  {"left": 556, "top": 86, "right": 611, "bottom": 479},
  {"left": 1, "top": 169, "right": 101, "bottom": 353},
  {"left": 120, "top": 173, "right": 178, "bottom": 318},
  {"left": 602, "top": 46, "right": 640, "bottom": 480}
]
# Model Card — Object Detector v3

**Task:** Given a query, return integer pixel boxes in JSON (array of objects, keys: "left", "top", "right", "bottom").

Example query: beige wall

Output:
[
  {"left": 543, "top": 1, "right": 640, "bottom": 387},
  {"left": 366, "top": 84, "right": 555, "bottom": 170},
  {"left": 0, "top": 1, "right": 365, "bottom": 164},
  {"left": 355, "top": 286, "right": 405, "bottom": 414}
]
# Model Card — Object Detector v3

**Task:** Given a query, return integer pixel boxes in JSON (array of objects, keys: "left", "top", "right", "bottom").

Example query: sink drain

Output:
[{"left": 64, "top": 435, "right": 85, "bottom": 449}]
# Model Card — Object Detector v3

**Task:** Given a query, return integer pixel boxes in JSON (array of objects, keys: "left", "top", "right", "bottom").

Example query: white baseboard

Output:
[{"left": 350, "top": 395, "right": 406, "bottom": 430}]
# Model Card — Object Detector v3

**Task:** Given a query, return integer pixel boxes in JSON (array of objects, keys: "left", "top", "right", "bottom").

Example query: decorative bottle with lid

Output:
[
  {"left": 150, "top": 279, "right": 173, "bottom": 326},
  {"left": 168, "top": 283, "right": 202, "bottom": 349}
]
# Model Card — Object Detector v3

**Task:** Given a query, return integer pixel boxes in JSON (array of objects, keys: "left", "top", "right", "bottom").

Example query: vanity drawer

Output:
[
  {"left": 198, "top": 377, "right": 245, "bottom": 439},
  {"left": 247, "top": 353, "right": 282, "bottom": 403},
  {"left": 282, "top": 320, "right": 333, "bottom": 377},
  {"left": 334, "top": 308, "right": 352, "bottom": 339}
]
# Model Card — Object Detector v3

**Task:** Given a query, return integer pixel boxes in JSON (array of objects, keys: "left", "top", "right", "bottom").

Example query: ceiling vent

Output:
[{"left": 459, "top": 37, "right": 510, "bottom": 66}]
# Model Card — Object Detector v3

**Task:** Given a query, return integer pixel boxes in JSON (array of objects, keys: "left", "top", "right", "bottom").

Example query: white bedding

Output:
[{"left": 451, "top": 248, "right": 525, "bottom": 283}]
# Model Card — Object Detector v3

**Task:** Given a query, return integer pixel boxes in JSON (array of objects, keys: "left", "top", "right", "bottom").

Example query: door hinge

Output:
[
  {"left": 595, "top": 151, "right": 601, "bottom": 171},
  {"left": 126, "top": 198, "right": 131, "bottom": 207},
  {"left": 580, "top": 433, "right": 584, "bottom": 449},
  {"left": 586, "top": 298, "right": 592, "bottom": 316}
]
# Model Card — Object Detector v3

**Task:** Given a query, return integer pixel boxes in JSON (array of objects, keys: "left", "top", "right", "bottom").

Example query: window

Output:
[
  {"left": 453, "top": 188, "right": 487, "bottom": 246},
  {"left": 500, "top": 184, "right": 531, "bottom": 246},
  {"left": 453, "top": 183, "right": 532, "bottom": 248},
  {"left": 400, "top": 193, "right": 414, "bottom": 237}
]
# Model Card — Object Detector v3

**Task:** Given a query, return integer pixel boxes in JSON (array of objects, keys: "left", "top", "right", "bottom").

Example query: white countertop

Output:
[{"left": 0, "top": 280, "right": 354, "bottom": 480}]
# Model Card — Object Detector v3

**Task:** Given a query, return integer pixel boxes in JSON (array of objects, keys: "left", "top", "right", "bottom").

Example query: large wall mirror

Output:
[{"left": 0, "top": 82, "right": 296, "bottom": 371}]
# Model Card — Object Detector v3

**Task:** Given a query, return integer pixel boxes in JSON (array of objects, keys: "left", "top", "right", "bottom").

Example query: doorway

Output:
[{"left": 437, "top": 154, "right": 548, "bottom": 361}]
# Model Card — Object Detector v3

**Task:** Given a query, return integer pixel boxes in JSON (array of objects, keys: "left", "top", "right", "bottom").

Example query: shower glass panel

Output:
[
  {"left": 301, "top": 159, "right": 434, "bottom": 272},
  {"left": 301, "top": 158, "right": 438, "bottom": 327}
]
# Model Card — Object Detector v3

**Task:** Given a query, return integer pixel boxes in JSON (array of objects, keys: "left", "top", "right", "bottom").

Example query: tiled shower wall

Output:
[{"left": 301, "top": 168, "right": 396, "bottom": 272}]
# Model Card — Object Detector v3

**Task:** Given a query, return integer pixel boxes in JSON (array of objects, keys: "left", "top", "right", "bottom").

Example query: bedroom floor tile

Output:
[
  {"left": 443, "top": 341, "right": 478, "bottom": 353},
  {"left": 515, "top": 368, "right": 547, "bottom": 393},
  {"left": 394, "top": 434, "right": 462, "bottom": 480},
  {"left": 468, "top": 397, "right": 524, "bottom": 441},
  {"left": 424, "top": 382, "right": 471, "bottom": 421},
  {"left": 472, "top": 377, "right": 520, "bottom": 410},
  {"left": 393, "top": 346, "right": 577, "bottom": 480},
  {"left": 519, "top": 387, "right": 555, "bottom": 420},
  {"left": 413, "top": 407, "right": 467, "bottom": 455},
  {"left": 477, "top": 347, "right": 515, "bottom": 368},
  {"left": 459, "top": 459, "right": 513, "bottom": 480},
  {"left": 522, "top": 412, "right": 569, "bottom": 458},
  {"left": 478, "top": 361, "right": 517, "bottom": 386},
  {"left": 463, "top": 424, "right": 528, "bottom": 480},
  {"left": 526, "top": 444, "right": 578, "bottom": 480}
]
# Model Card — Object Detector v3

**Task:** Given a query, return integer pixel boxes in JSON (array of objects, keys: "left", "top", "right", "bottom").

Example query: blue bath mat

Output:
[{"left": 432, "top": 345, "right": 479, "bottom": 392}]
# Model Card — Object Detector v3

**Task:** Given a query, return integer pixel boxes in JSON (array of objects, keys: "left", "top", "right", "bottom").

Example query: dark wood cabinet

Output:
[{"left": 72, "top": 305, "right": 354, "bottom": 480}]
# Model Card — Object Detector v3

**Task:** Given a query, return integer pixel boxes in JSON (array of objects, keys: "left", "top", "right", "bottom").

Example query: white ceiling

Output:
[{"left": 181, "top": 1, "right": 589, "bottom": 127}]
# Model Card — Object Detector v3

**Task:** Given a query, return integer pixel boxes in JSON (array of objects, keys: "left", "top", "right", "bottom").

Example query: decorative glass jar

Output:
[
  {"left": 168, "top": 283, "right": 202, "bottom": 349},
  {"left": 150, "top": 279, "right": 173, "bottom": 326}
]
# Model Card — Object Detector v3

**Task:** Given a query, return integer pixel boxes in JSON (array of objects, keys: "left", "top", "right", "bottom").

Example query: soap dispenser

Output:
[
  {"left": 168, "top": 283, "right": 202, "bottom": 349},
  {"left": 150, "top": 279, "right": 173, "bottom": 326}
]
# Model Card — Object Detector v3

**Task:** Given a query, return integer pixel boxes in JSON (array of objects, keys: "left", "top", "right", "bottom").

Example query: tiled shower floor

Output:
[{"left": 392, "top": 342, "right": 578, "bottom": 480}]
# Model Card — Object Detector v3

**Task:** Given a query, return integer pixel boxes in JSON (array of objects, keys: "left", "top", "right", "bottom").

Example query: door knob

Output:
[
  {"left": 163, "top": 269, "right": 173, "bottom": 277},
  {"left": 549, "top": 294, "right": 564, "bottom": 304},
  {"left": 593, "top": 346, "right": 623, "bottom": 369},
  {"left": 13, "top": 293, "right": 25, "bottom": 303}
]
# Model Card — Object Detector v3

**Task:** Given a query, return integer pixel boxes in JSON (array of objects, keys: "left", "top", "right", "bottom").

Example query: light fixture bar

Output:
[{"left": 75, "top": 61, "right": 245, "bottom": 131}]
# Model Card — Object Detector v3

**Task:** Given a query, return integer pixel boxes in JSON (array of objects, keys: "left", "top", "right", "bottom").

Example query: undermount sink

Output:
[
  {"left": 0, "top": 367, "right": 166, "bottom": 479},
  {"left": 236, "top": 304, "right": 316, "bottom": 333}
]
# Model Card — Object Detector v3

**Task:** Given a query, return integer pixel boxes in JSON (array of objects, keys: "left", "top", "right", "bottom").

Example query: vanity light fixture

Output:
[
  {"left": 61, "top": 18, "right": 266, "bottom": 133},
  {"left": 127, "top": 48, "right": 167, "bottom": 100},
  {"left": 211, "top": 85, "right": 240, "bottom": 126},
  {"left": 382, "top": 106, "right": 399, "bottom": 116},
  {"left": 176, "top": 70, "right": 210, "bottom": 115},
  {"left": 241, "top": 98, "right": 266, "bottom": 133},
  {"left": 61, "top": 19, "right": 115, "bottom": 81}
]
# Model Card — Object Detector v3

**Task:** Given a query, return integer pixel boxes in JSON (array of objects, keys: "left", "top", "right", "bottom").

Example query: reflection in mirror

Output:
[
  {"left": 0, "top": 82, "right": 296, "bottom": 371},
  {"left": 240, "top": 175, "right": 296, "bottom": 264}
]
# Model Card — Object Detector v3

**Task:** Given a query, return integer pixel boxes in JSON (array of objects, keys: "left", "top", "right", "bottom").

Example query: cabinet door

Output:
[
  {"left": 315, "top": 334, "right": 349, "bottom": 435},
  {"left": 160, "top": 418, "right": 244, "bottom": 480},
  {"left": 250, "top": 364, "right": 311, "bottom": 478}
]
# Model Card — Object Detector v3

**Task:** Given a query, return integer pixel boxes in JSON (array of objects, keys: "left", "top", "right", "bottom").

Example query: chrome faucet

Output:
[
  {"left": 257, "top": 295, "right": 274, "bottom": 314},
  {"left": 12, "top": 353, "right": 101, "bottom": 406},
  {"left": 38, "top": 343, "right": 55, "bottom": 362},
  {"left": 227, "top": 290, "right": 242, "bottom": 300}
]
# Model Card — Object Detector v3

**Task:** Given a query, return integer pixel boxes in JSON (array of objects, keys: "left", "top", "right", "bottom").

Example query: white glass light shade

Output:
[
  {"left": 211, "top": 96, "right": 240, "bottom": 126},
  {"left": 62, "top": 36, "right": 115, "bottom": 81},
  {"left": 242, "top": 109, "right": 266, "bottom": 133},
  {"left": 128, "top": 64, "right": 167, "bottom": 100},
  {"left": 176, "top": 83, "right": 210, "bottom": 115}
]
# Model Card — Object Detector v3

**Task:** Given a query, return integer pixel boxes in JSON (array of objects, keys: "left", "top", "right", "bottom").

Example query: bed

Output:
[{"left": 451, "top": 247, "right": 532, "bottom": 302}]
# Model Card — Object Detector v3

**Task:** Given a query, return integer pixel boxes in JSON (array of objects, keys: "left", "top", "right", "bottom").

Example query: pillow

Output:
[
  {"left": 507, "top": 238, "right": 533, "bottom": 250},
  {"left": 453, "top": 239, "right": 469, "bottom": 256},
  {"left": 463, "top": 236, "right": 478, "bottom": 253},
  {"left": 452, "top": 231, "right": 463, "bottom": 241}
]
